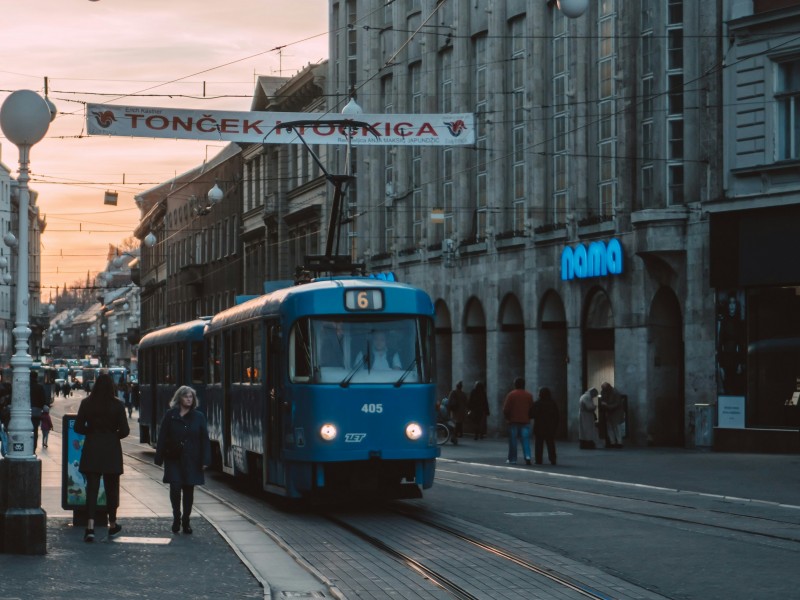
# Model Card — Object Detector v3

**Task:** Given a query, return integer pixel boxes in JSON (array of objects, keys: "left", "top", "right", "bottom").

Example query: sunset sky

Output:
[{"left": 0, "top": 0, "right": 328, "bottom": 300}]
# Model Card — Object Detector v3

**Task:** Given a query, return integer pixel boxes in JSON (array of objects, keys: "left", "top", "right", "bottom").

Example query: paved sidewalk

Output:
[{"left": 0, "top": 426, "right": 330, "bottom": 600}]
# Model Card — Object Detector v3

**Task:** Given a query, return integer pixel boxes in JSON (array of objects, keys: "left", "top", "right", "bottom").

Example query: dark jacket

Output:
[
  {"left": 532, "top": 395, "right": 560, "bottom": 437},
  {"left": 468, "top": 383, "right": 490, "bottom": 419},
  {"left": 30, "top": 381, "right": 47, "bottom": 419},
  {"left": 155, "top": 407, "right": 211, "bottom": 486},
  {"left": 448, "top": 388, "right": 468, "bottom": 423},
  {"left": 74, "top": 394, "right": 130, "bottom": 474}
]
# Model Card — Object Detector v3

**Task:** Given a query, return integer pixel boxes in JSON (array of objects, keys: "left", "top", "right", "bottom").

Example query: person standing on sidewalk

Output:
[
  {"left": 155, "top": 386, "right": 211, "bottom": 535},
  {"left": 74, "top": 373, "right": 130, "bottom": 542},
  {"left": 600, "top": 381, "right": 625, "bottom": 448},
  {"left": 578, "top": 387, "right": 601, "bottom": 449},
  {"left": 531, "top": 386, "right": 559, "bottom": 465},
  {"left": 502, "top": 377, "right": 533, "bottom": 465},
  {"left": 468, "top": 380, "right": 490, "bottom": 440},
  {"left": 448, "top": 381, "right": 468, "bottom": 439}
]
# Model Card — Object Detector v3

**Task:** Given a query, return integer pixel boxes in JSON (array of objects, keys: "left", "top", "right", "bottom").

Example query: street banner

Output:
[{"left": 86, "top": 103, "right": 475, "bottom": 146}]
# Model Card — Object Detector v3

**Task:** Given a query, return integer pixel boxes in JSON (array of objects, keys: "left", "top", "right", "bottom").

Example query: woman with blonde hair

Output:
[{"left": 154, "top": 385, "right": 211, "bottom": 534}]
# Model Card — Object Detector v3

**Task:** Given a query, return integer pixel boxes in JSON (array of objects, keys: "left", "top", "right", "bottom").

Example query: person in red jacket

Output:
[{"left": 502, "top": 377, "right": 533, "bottom": 465}]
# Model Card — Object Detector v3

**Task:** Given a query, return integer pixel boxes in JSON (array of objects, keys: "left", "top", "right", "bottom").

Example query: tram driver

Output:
[{"left": 357, "top": 330, "right": 402, "bottom": 370}]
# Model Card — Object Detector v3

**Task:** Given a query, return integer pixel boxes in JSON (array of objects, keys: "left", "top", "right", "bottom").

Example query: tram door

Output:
[{"left": 266, "top": 321, "right": 282, "bottom": 461}]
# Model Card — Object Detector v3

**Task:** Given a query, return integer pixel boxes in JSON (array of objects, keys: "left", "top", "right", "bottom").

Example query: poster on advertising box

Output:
[{"left": 61, "top": 414, "right": 106, "bottom": 510}]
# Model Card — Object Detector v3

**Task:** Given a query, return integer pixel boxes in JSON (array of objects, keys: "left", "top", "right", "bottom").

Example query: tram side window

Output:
[
  {"left": 208, "top": 334, "right": 221, "bottom": 384},
  {"left": 289, "top": 318, "right": 312, "bottom": 383},
  {"left": 156, "top": 347, "right": 167, "bottom": 384},
  {"left": 178, "top": 345, "right": 187, "bottom": 383},
  {"left": 139, "top": 350, "right": 148, "bottom": 382},
  {"left": 251, "top": 323, "right": 263, "bottom": 384},
  {"left": 242, "top": 325, "right": 254, "bottom": 383},
  {"left": 191, "top": 341, "right": 204, "bottom": 384},
  {"left": 242, "top": 325, "right": 258, "bottom": 383},
  {"left": 232, "top": 327, "right": 242, "bottom": 384}
]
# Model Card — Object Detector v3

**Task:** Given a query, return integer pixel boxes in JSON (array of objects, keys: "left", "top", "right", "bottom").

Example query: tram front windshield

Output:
[{"left": 289, "top": 317, "right": 434, "bottom": 385}]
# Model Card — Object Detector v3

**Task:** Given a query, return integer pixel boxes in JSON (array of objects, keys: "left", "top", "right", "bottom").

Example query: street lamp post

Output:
[{"left": 0, "top": 89, "right": 54, "bottom": 555}]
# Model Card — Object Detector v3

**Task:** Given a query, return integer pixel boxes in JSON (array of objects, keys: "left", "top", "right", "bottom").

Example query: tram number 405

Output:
[{"left": 361, "top": 403, "right": 383, "bottom": 414}]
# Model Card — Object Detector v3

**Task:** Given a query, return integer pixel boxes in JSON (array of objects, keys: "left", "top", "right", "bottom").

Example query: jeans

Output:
[
  {"left": 0, "top": 425, "right": 8, "bottom": 456},
  {"left": 507, "top": 423, "right": 531, "bottom": 463}
]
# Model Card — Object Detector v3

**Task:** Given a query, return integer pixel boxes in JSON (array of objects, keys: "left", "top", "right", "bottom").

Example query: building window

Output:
[
  {"left": 474, "top": 34, "right": 488, "bottom": 242},
  {"left": 510, "top": 17, "right": 526, "bottom": 232},
  {"left": 347, "top": 0, "right": 358, "bottom": 89},
  {"left": 442, "top": 148, "right": 454, "bottom": 240},
  {"left": 552, "top": 7, "right": 569, "bottom": 225},
  {"left": 409, "top": 62, "right": 423, "bottom": 248},
  {"left": 666, "top": 0, "right": 684, "bottom": 205},
  {"left": 597, "top": 0, "right": 616, "bottom": 218},
  {"left": 777, "top": 59, "right": 800, "bottom": 160}
]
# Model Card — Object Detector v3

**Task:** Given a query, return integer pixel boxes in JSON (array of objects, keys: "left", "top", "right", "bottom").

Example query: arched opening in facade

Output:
[
  {"left": 583, "top": 288, "right": 615, "bottom": 392},
  {"left": 434, "top": 299, "right": 453, "bottom": 403},
  {"left": 497, "top": 293, "right": 525, "bottom": 404},
  {"left": 538, "top": 290, "right": 568, "bottom": 438},
  {"left": 462, "top": 297, "right": 487, "bottom": 417},
  {"left": 647, "top": 287, "right": 685, "bottom": 446}
]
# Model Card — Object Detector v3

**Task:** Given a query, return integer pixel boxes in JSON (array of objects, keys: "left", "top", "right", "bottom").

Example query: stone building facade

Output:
[{"left": 329, "top": 0, "right": 728, "bottom": 447}]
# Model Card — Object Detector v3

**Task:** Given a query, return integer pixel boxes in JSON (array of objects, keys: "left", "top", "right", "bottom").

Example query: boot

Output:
[
  {"left": 182, "top": 517, "right": 192, "bottom": 535},
  {"left": 172, "top": 511, "right": 181, "bottom": 534}
]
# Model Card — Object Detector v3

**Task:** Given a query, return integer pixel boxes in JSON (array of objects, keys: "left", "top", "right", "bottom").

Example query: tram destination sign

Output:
[{"left": 86, "top": 103, "right": 475, "bottom": 146}]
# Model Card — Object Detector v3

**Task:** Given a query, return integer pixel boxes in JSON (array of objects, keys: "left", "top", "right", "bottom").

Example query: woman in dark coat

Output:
[
  {"left": 531, "top": 386, "right": 559, "bottom": 466},
  {"left": 155, "top": 385, "right": 211, "bottom": 534},
  {"left": 74, "top": 372, "right": 130, "bottom": 542},
  {"left": 468, "top": 380, "right": 490, "bottom": 440}
]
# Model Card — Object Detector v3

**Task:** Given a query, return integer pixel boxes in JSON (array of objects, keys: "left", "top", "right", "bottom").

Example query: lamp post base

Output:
[{"left": 0, "top": 458, "right": 46, "bottom": 554}]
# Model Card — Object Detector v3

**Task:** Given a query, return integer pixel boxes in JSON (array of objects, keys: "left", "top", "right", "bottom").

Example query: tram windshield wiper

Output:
[
  {"left": 340, "top": 343, "right": 369, "bottom": 387},
  {"left": 393, "top": 359, "right": 417, "bottom": 387}
]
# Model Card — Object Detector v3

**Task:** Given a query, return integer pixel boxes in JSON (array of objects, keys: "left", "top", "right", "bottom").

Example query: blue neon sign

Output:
[{"left": 561, "top": 238, "right": 623, "bottom": 281}]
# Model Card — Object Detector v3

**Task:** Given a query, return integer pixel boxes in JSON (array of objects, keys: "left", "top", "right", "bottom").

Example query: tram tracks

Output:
[
  {"left": 122, "top": 441, "right": 659, "bottom": 599},
  {"left": 322, "top": 506, "right": 663, "bottom": 600},
  {"left": 326, "top": 510, "right": 612, "bottom": 600}
]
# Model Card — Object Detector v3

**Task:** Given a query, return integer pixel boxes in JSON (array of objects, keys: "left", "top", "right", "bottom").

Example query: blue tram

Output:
[
  {"left": 137, "top": 319, "right": 207, "bottom": 445},
  {"left": 139, "top": 277, "right": 439, "bottom": 498},
  {"left": 206, "top": 277, "right": 439, "bottom": 498}
]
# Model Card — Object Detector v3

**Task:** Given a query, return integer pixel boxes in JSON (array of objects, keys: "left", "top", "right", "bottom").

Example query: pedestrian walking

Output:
[
  {"left": 40, "top": 405, "right": 53, "bottom": 449},
  {"left": 468, "top": 380, "right": 490, "bottom": 440},
  {"left": 531, "top": 386, "right": 559, "bottom": 465},
  {"left": 30, "top": 371, "right": 47, "bottom": 451},
  {"left": 600, "top": 381, "right": 625, "bottom": 448},
  {"left": 74, "top": 373, "right": 130, "bottom": 542},
  {"left": 578, "top": 387, "right": 601, "bottom": 449},
  {"left": 119, "top": 381, "right": 132, "bottom": 418},
  {"left": 448, "top": 381, "right": 468, "bottom": 439},
  {"left": 502, "top": 377, "right": 533, "bottom": 465},
  {"left": 154, "top": 385, "right": 211, "bottom": 534}
]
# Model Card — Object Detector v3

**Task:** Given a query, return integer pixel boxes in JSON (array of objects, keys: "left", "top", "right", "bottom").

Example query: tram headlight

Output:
[
  {"left": 320, "top": 423, "right": 338, "bottom": 441},
  {"left": 405, "top": 422, "right": 423, "bottom": 441}
]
